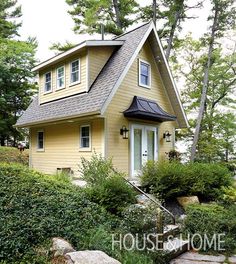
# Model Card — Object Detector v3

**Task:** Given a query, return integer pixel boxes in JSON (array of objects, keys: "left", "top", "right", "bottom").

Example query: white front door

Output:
[{"left": 131, "top": 124, "right": 158, "bottom": 177}]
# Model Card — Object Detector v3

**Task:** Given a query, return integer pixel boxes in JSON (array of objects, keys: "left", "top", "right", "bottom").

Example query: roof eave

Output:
[
  {"left": 15, "top": 110, "right": 101, "bottom": 128},
  {"left": 32, "top": 40, "right": 124, "bottom": 72}
]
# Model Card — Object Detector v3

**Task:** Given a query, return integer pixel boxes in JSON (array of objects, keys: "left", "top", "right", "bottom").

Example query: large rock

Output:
[
  {"left": 66, "top": 250, "right": 121, "bottom": 264},
  {"left": 177, "top": 196, "right": 199, "bottom": 209},
  {"left": 51, "top": 237, "right": 75, "bottom": 257}
]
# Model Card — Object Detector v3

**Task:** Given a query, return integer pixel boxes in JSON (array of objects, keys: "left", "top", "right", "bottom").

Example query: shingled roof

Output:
[
  {"left": 16, "top": 23, "right": 151, "bottom": 127},
  {"left": 16, "top": 22, "right": 188, "bottom": 128}
]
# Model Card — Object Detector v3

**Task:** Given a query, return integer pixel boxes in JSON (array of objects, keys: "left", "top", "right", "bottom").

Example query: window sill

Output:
[
  {"left": 55, "top": 86, "right": 65, "bottom": 91},
  {"left": 138, "top": 83, "right": 151, "bottom": 89},
  {"left": 43, "top": 90, "right": 53, "bottom": 95},
  {"left": 79, "top": 147, "right": 91, "bottom": 152},
  {"left": 36, "top": 149, "right": 45, "bottom": 152},
  {"left": 69, "top": 81, "right": 81, "bottom": 87}
]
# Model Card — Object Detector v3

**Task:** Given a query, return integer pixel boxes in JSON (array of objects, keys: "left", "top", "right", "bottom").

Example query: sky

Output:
[{"left": 17, "top": 0, "right": 212, "bottom": 62}]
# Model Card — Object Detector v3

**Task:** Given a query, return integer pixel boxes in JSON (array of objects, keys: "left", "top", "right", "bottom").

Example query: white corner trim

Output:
[
  {"left": 101, "top": 23, "right": 153, "bottom": 115},
  {"left": 86, "top": 50, "right": 90, "bottom": 91},
  {"left": 152, "top": 26, "right": 189, "bottom": 127}
]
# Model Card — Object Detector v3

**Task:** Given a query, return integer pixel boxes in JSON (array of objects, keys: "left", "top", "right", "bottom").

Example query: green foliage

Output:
[
  {"left": 0, "top": 0, "right": 22, "bottom": 38},
  {"left": 0, "top": 163, "right": 114, "bottom": 262},
  {"left": 80, "top": 153, "right": 115, "bottom": 185},
  {"left": 139, "top": 0, "right": 203, "bottom": 58},
  {"left": 80, "top": 154, "right": 136, "bottom": 215},
  {"left": 120, "top": 204, "right": 157, "bottom": 234},
  {"left": 0, "top": 37, "right": 37, "bottom": 146},
  {"left": 49, "top": 40, "right": 76, "bottom": 54},
  {"left": 174, "top": 36, "right": 236, "bottom": 162},
  {"left": 0, "top": 146, "right": 29, "bottom": 165},
  {"left": 66, "top": 0, "right": 139, "bottom": 35},
  {"left": 184, "top": 203, "right": 236, "bottom": 253},
  {"left": 0, "top": 163, "right": 167, "bottom": 263},
  {"left": 221, "top": 186, "right": 236, "bottom": 204},
  {"left": 141, "top": 161, "right": 232, "bottom": 200}
]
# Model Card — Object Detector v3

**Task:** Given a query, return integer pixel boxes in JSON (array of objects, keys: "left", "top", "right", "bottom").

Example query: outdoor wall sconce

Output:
[
  {"left": 163, "top": 131, "right": 171, "bottom": 142},
  {"left": 120, "top": 125, "right": 129, "bottom": 139}
]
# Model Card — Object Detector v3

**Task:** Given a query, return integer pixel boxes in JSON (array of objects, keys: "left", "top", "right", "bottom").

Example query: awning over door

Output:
[{"left": 123, "top": 96, "right": 176, "bottom": 122}]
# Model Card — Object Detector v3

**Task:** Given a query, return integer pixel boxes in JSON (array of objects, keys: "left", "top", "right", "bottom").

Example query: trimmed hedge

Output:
[{"left": 141, "top": 161, "right": 232, "bottom": 200}]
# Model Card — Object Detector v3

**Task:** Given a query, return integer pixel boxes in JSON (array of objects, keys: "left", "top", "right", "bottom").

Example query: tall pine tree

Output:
[{"left": 66, "top": 0, "right": 139, "bottom": 35}]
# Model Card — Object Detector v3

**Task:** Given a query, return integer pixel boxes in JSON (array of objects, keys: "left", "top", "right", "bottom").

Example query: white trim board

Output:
[{"left": 32, "top": 40, "right": 124, "bottom": 72}]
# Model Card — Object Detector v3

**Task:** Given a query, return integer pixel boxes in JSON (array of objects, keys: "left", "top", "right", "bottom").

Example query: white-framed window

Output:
[
  {"left": 139, "top": 59, "right": 151, "bottom": 88},
  {"left": 80, "top": 125, "right": 91, "bottom": 150},
  {"left": 70, "top": 59, "right": 80, "bottom": 85},
  {"left": 44, "top": 72, "right": 52, "bottom": 93},
  {"left": 56, "top": 66, "right": 65, "bottom": 89},
  {"left": 37, "top": 130, "right": 44, "bottom": 151}
]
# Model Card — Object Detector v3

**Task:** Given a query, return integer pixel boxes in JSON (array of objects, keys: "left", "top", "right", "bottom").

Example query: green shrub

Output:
[
  {"left": 0, "top": 146, "right": 29, "bottom": 165},
  {"left": 0, "top": 163, "right": 115, "bottom": 262},
  {"left": 184, "top": 203, "right": 236, "bottom": 253},
  {"left": 141, "top": 161, "right": 232, "bottom": 200},
  {"left": 80, "top": 153, "right": 115, "bottom": 185},
  {"left": 80, "top": 154, "right": 136, "bottom": 215}
]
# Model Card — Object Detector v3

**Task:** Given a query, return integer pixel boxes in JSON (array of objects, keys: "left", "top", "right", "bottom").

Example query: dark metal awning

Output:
[{"left": 123, "top": 96, "right": 176, "bottom": 122}]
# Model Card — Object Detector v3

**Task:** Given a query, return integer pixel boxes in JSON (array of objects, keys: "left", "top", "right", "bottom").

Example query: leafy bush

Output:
[
  {"left": 0, "top": 146, "right": 29, "bottom": 165},
  {"left": 0, "top": 163, "right": 115, "bottom": 262},
  {"left": 80, "top": 154, "right": 136, "bottom": 215},
  {"left": 220, "top": 186, "right": 236, "bottom": 204},
  {"left": 80, "top": 153, "right": 114, "bottom": 185},
  {"left": 184, "top": 204, "right": 236, "bottom": 253},
  {"left": 0, "top": 163, "right": 163, "bottom": 263},
  {"left": 141, "top": 161, "right": 232, "bottom": 200}
]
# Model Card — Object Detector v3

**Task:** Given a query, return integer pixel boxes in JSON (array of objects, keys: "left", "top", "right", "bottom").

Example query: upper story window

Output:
[
  {"left": 80, "top": 125, "right": 90, "bottom": 150},
  {"left": 44, "top": 72, "right": 52, "bottom": 93},
  {"left": 139, "top": 59, "right": 151, "bottom": 88},
  {"left": 70, "top": 59, "right": 80, "bottom": 84},
  {"left": 56, "top": 66, "right": 65, "bottom": 89},
  {"left": 37, "top": 131, "right": 44, "bottom": 151}
]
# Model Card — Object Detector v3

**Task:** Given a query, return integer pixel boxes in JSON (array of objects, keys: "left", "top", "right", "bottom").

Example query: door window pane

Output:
[
  {"left": 134, "top": 129, "right": 142, "bottom": 171},
  {"left": 147, "top": 130, "right": 155, "bottom": 161}
]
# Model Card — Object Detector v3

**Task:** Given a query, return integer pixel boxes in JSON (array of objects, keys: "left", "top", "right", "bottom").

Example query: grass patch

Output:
[{"left": 0, "top": 146, "right": 29, "bottom": 165}]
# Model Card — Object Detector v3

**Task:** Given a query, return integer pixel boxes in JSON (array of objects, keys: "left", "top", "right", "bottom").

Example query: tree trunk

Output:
[
  {"left": 0, "top": 136, "right": 5, "bottom": 146},
  {"left": 190, "top": 7, "right": 219, "bottom": 162},
  {"left": 165, "top": 9, "right": 181, "bottom": 60},
  {"left": 113, "top": 0, "right": 122, "bottom": 29},
  {"left": 153, "top": 0, "right": 157, "bottom": 26}
]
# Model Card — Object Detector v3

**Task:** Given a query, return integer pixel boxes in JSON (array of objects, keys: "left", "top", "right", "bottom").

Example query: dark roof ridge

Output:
[{"left": 113, "top": 21, "right": 151, "bottom": 40}]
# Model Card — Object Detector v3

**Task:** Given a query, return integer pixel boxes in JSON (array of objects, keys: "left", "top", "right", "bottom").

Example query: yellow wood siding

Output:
[
  {"left": 105, "top": 39, "right": 177, "bottom": 175},
  {"left": 39, "top": 51, "right": 87, "bottom": 104},
  {"left": 88, "top": 46, "right": 115, "bottom": 88},
  {"left": 30, "top": 118, "right": 104, "bottom": 176}
]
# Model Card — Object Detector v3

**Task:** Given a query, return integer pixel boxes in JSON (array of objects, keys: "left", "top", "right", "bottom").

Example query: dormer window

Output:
[
  {"left": 70, "top": 59, "right": 80, "bottom": 85},
  {"left": 139, "top": 59, "right": 151, "bottom": 88},
  {"left": 56, "top": 66, "right": 65, "bottom": 89},
  {"left": 44, "top": 72, "right": 52, "bottom": 93}
]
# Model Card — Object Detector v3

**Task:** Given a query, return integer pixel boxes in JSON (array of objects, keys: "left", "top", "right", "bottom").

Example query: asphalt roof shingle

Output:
[{"left": 16, "top": 23, "right": 151, "bottom": 127}]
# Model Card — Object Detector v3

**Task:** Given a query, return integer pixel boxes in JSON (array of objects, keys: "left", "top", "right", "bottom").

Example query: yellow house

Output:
[{"left": 16, "top": 22, "right": 188, "bottom": 179}]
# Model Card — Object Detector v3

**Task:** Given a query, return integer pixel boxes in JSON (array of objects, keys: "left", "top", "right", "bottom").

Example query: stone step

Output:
[{"left": 164, "top": 237, "right": 190, "bottom": 259}]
